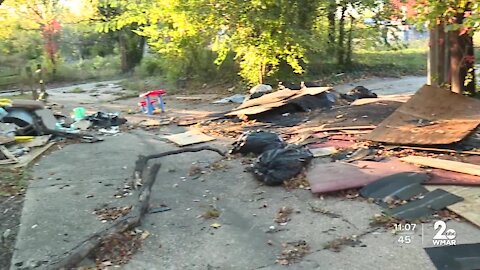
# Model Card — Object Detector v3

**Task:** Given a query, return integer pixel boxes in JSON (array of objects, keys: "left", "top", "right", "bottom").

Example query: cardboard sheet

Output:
[
  {"left": 164, "top": 130, "right": 215, "bottom": 146},
  {"left": 226, "top": 87, "right": 331, "bottom": 116},
  {"left": 363, "top": 85, "right": 480, "bottom": 145}
]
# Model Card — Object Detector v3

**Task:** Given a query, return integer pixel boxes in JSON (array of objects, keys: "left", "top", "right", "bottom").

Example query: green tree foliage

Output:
[{"left": 100, "top": 0, "right": 324, "bottom": 84}]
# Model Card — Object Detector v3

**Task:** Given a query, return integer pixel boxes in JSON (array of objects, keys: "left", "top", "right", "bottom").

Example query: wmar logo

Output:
[{"left": 432, "top": 220, "right": 456, "bottom": 246}]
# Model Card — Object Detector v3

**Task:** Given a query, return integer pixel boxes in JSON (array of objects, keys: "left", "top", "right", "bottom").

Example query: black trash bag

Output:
[
  {"left": 340, "top": 86, "right": 377, "bottom": 102},
  {"left": 230, "top": 130, "right": 286, "bottom": 155},
  {"left": 84, "top": 112, "right": 127, "bottom": 128},
  {"left": 252, "top": 146, "right": 313, "bottom": 186}
]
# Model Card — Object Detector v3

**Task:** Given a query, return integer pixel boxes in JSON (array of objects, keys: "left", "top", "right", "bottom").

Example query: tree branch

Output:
[{"left": 45, "top": 146, "right": 225, "bottom": 269}]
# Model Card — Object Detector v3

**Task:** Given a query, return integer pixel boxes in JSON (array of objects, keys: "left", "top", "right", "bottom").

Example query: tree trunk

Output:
[
  {"left": 119, "top": 28, "right": 145, "bottom": 73},
  {"left": 346, "top": 15, "right": 354, "bottom": 65},
  {"left": 337, "top": 3, "right": 347, "bottom": 65},
  {"left": 459, "top": 32, "right": 476, "bottom": 96},
  {"left": 327, "top": 1, "right": 336, "bottom": 54},
  {"left": 428, "top": 24, "right": 448, "bottom": 87},
  {"left": 449, "top": 30, "right": 462, "bottom": 94},
  {"left": 449, "top": 4, "right": 476, "bottom": 95}
]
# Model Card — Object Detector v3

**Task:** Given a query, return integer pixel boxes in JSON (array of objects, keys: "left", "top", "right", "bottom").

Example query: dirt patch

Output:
[
  {"left": 0, "top": 169, "right": 30, "bottom": 269},
  {"left": 0, "top": 195, "right": 24, "bottom": 269}
]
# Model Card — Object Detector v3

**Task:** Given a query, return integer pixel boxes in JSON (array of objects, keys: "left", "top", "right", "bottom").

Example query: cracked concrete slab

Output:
[{"left": 10, "top": 133, "right": 164, "bottom": 269}]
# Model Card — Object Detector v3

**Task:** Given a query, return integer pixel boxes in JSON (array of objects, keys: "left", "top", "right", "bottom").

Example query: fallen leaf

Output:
[{"left": 141, "top": 231, "right": 150, "bottom": 240}]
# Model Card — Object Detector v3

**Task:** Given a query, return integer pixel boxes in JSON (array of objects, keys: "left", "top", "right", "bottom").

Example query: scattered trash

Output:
[
  {"left": 308, "top": 146, "right": 338, "bottom": 158},
  {"left": 85, "top": 112, "right": 127, "bottom": 128},
  {"left": 212, "top": 94, "right": 246, "bottom": 104},
  {"left": 71, "top": 119, "right": 91, "bottom": 131},
  {"left": 252, "top": 145, "right": 313, "bottom": 186},
  {"left": 230, "top": 130, "right": 286, "bottom": 155},
  {"left": 210, "top": 223, "right": 222, "bottom": 229},
  {"left": 149, "top": 206, "right": 172, "bottom": 214},
  {"left": 99, "top": 126, "right": 120, "bottom": 135},
  {"left": 244, "top": 84, "right": 273, "bottom": 102},
  {"left": 340, "top": 86, "right": 377, "bottom": 102}
]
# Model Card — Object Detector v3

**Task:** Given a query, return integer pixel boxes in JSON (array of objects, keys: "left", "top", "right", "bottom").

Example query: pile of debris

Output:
[
  {"left": 0, "top": 99, "right": 127, "bottom": 167},
  {"left": 224, "top": 84, "right": 480, "bottom": 267}
]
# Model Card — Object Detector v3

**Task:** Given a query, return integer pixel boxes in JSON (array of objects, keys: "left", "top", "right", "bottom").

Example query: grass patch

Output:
[
  {"left": 119, "top": 77, "right": 167, "bottom": 94},
  {"left": 7, "top": 93, "right": 35, "bottom": 100},
  {"left": 0, "top": 168, "right": 30, "bottom": 196},
  {"left": 305, "top": 42, "right": 428, "bottom": 85},
  {"left": 70, "top": 87, "right": 86, "bottom": 93}
]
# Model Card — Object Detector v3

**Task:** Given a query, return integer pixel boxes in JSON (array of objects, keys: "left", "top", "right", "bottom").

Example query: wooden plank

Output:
[
  {"left": 0, "top": 146, "right": 18, "bottom": 162},
  {"left": 290, "top": 125, "right": 376, "bottom": 134},
  {"left": 164, "top": 130, "right": 215, "bottom": 147},
  {"left": 400, "top": 156, "right": 480, "bottom": 176},
  {"left": 12, "top": 142, "right": 55, "bottom": 168},
  {"left": 396, "top": 146, "right": 480, "bottom": 156},
  {"left": 0, "top": 136, "right": 15, "bottom": 145},
  {"left": 426, "top": 185, "right": 480, "bottom": 228}
]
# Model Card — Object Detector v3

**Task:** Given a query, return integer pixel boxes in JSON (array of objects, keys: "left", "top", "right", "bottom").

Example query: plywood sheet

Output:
[
  {"left": 164, "top": 130, "right": 215, "bottom": 146},
  {"left": 400, "top": 156, "right": 480, "bottom": 176},
  {"left": 426, "top": 185, "right": 480, "bottom": 228},
  {"left": 363, "top": 85, "right": 480, "bottom": 145}
]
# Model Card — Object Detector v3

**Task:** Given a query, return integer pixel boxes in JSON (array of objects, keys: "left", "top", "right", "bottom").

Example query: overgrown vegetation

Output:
[
  {"left": 6, "top": 0, "right": 479, "bottom": 94},
  {"left": 0, "top": 0, "right": 433, "bottom": 92}
]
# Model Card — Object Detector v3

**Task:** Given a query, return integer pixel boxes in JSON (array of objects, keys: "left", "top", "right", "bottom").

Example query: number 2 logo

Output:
[{"left": 433, "top": 220, "right": 456, "bottom": 240}]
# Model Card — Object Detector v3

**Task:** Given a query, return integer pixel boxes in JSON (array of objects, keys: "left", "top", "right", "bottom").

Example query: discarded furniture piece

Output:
[
  {"left": 363, "top": 85, "right": 480, "bottom": 145},
  {"left": 387, "top": 188, "right": 463, "bottom": 220},
  {"left": 426, "top": 185, "right": 480, "bottom": 228},
  {"left": 400, "top": 156, "right": 480, "bottom": 176},
  {"left": 164, "top": 130, "right": 215, "bottom": 146},
  {"left": 425, "top": 243, "right": 480, "bottom": 270},
  {"left": 2, "top": 100, "right": 57, "bottom": 136},
  {"left": 139, "top": 89, "right": 166, "bottom": 115}
]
